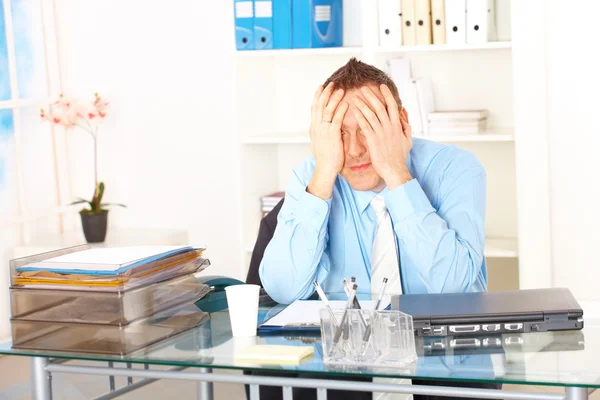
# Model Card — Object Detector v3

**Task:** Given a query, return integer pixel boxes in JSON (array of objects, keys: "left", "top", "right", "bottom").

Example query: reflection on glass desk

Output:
[{"left": 1, "top": 295, "right": 600, "bottom": 390}]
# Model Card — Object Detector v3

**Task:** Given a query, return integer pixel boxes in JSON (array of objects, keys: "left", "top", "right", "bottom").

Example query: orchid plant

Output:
[{"left": 41, "top": 93, "right": 125, "bottom": 213}]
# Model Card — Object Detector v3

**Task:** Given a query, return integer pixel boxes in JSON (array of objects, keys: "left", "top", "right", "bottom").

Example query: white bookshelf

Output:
[{"left": 234, "top": 1, "right": 518, "bottom": 282}]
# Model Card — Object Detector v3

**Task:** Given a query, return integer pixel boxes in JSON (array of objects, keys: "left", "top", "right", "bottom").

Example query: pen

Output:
[
  {"left": 313, "top": 281, "right": 339, "bottom": 326},
  {"left": 362, "top": 277, "right": 389, "bottom": 343},
  {"left": 333, "top": 283, "right": 357, "bottom": 344},
  {"left": 374, "top": 277, "right": 389, "bottom": 311}
]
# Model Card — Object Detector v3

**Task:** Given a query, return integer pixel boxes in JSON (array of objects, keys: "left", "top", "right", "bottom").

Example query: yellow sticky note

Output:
[{"left": 234, "top": 344, "right": 314, "bottom": 365}]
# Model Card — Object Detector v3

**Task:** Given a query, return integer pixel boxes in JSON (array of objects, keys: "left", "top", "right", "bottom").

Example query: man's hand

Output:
[
  {"left": 352, "top": 84, "right": 413, "bottom": 190},
  {"left": 307, "top": 82, "right": 349, "bottom": 200}
]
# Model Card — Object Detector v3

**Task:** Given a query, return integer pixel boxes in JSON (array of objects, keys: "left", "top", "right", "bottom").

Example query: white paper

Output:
[
  {"left": 35, "top": 246, "right": 190, "bottom": 271},
  {"left": 261, "top": 299, "right": 382, "bottom": 327}
]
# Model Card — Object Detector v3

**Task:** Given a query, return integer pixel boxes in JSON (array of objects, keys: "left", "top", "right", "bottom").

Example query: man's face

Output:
[{"left": 338, "top": 85, "right": 386, "bottom": 192}]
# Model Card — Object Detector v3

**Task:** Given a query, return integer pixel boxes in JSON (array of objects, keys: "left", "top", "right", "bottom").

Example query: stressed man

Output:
[
  {"left": 255, "top": 58, "right": 496, "bottom": 400},
  {"left": 260, "top": 58, "right": 488, "bottom": 304}
]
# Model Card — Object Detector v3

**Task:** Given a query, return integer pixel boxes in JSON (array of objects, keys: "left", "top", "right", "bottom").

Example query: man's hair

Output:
[{"left": 323, "top": 57, "right": 402, "bottom": 108}]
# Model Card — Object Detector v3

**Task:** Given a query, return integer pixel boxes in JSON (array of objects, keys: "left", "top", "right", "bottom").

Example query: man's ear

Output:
[{"left": 400, "top": 107, "right": 409, "bottom": 123}]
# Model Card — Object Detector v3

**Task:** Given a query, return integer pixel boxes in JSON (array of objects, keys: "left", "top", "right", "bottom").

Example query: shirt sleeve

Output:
[
  {"left": 385, "top": 156, "right": 487, "bottom": 293},
  {"left": 259, "top": 160, "right": 333, "bottom": 304}
]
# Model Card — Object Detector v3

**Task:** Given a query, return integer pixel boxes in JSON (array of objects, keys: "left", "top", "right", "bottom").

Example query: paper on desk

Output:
[{"left": 261, "top": 300, "right": 380, "bottom": 328}]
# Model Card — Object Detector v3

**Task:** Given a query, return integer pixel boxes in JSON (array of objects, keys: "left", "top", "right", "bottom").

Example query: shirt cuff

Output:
[
  {"left": 293, "top": 189, "right": 332, "bottom": 225},
  {"left": 384, "top": 178, "right": 435, "bottom": 221}
]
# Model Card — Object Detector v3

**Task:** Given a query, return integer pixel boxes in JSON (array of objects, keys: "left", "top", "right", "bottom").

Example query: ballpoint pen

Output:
[
  {"left": 333, "top": 283, "right": 357, "bottom": 344},
  {"left": 362, "top": 277, "right": 389, "bottom": 343},
  {"left": 313, "top": 281, "right": 339, "bottom": 326}
]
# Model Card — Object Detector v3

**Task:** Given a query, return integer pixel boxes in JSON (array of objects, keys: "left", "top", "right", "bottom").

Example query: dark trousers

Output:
[{"left": 243, "top": 371, "right": 502, "bottom": 400}]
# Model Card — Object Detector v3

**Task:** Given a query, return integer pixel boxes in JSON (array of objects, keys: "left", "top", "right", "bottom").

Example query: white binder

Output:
[
  {"left": 445, "top": 0, "right": 466, "bottom": 45},
  {"left": 466, "top": 0, "right": 497, "bottom": 44},
  {"left": 401, "top": 0, "right": 416, "bottom": 46},
  {"left": 378, "top": 0, "right": 403, "bottom": 47},
  {"left": 431, "top": 0, "right": 446, "bottom": 44},
  {"left": 415, "top": 0, "right": 432, "bottom": 45}
]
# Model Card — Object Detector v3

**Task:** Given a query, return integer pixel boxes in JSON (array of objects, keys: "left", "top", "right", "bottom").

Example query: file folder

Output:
[
  {"left": 445, "top": 0, "right": 466, "bottom": 45},
  {"left": 400, "top": 0, "right": 416, "bottom": 46},
  {"left": 235, "top": 0, "right": 255, "bottom": 50},
  {"left": 292, "top": 0, "right": 343, "bottom": 48},
  {"left": 273, "top": 0, "right": 292, "bottom": 49},
  {"left": 415, "top": 0, "right": 432, "bottom": 45},
  {"left": 378, "top": 0, "right": 402, "bottom": 47},
  {"left": 466, "top": 0, "right": 497, "bottom": 44},
  {"left": 254, "top": 0, "right": 274, "bottom": 49},
  {"left": 431, "top": 0, "right": 446, "bottom": 44}
]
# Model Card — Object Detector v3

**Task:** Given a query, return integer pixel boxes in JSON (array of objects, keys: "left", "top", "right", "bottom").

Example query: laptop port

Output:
[
  {"left": 505, "top": 336, "right": 523, "bottom": 346},
  {"left": 504, "top": 323, "right": 523, "bottom": 331},
  {"left": 422, "top": 327, "right": 432, "bottom": 335},
  {"left": 432, "top": 340, "right": 445, "bottom": 350},
  {"left": 483, "top": 337, "right": 502, "bottom": 347},
  {"left": 482, "top": 324, "right": 501, "bottom": 332},
  {"left": 432, "top": 326, "right": 446, "bottom": 335},
  {"left": 449, "top": 325, "right": 481, "bottom": 333},
  {"left": 450, "top": 338, "right": 481, "bottom": 348}
]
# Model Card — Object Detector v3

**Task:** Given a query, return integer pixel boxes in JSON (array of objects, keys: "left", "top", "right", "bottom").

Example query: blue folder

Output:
[
  {"left": 292, "top": 0, "right": 343, "bottom": 48},
  {"left": 254, "top": 0, "right": 274, "bottom": 49},
  {"left": 273, "top": 0, "right": 292, "bottom": 49},
  {"left": 235, "top": 0, "right": 255, "bottom": 50}
]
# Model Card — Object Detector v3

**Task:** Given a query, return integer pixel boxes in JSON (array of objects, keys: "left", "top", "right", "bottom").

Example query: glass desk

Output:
[{"left": 1, "top": 297, "right": 598, "bottom": 400}]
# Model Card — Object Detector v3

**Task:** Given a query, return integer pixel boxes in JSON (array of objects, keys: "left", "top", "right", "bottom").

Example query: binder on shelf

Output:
[
  {"left": 400, "top": 0, "right": 416, "bottom": 46},
  {"left": 415, "top": 78, "right": 435, "bottom": 135},
  {"left": 414, "top": 0, "right": 432, "bottom": 45},
  {"left": 445, "top": 0, "right": 466, "bottom": 45},
  {"left": 254, "top": 1, "right": 274, "bottom": 49},
  {"left": 466, "top": 0, "right": 497, "bottom": 44},
  {"left": 273, "top": 0, "right": 292, "bottom": 49},
  {"left": 343, "top": 0, "right": 362, "bottom": 47},
  {"left": 292, "top": 0, "right": 343, "bottom": 49},
  {"left": 235, "top": 0, "right": 255, "bottom": 50},
  {"left": 378, "top": 0, "right": 402, "bottom": 47},
  {"left": 431, "top": 0, "right": 446, "bottom": 45}
]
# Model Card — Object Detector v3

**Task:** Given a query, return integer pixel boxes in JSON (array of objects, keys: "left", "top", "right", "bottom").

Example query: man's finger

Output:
[
  {"left": 352, "top": 108, "right": 375, "bottom": 140},
  {"left": 353, "top": 97, "right": 383, "bottom": 135},
  {"left": 331, "top": 100, "right": 349, "bottom": 130},
  {"left": 311, "top": 85, "right": 324, "bottom": 122},
  {"left": 323, "top": 88, "right": 345, "bottom": 123},
  {"left": 380, "top": 84, "right": 402, "bottom": 133},
  {"left": 360, "top": 86, "right": 392, "bottom": 134},
  {"left": 318, "top": 82, "right": 335, "bottom": 120}
]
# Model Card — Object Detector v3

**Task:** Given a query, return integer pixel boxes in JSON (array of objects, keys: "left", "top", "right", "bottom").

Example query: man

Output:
[{"left": 257, "top": 58, "right": 496, "bottom": 400}]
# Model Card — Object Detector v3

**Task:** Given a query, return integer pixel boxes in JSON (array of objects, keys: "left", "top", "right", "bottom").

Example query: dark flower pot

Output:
[{"left": 80, "top": 210, "right": 109, "bottom": 243}]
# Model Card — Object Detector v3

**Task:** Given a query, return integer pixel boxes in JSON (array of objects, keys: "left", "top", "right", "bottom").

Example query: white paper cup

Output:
[{"left": 225, "top": 284, "right": 260, "bottom": 337}]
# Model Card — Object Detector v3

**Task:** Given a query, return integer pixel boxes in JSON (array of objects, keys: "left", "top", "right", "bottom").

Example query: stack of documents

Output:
[
  {"left": 427, "top": 110, "right": 488, "bottom": 135},
  {"left": 9, "top": 245, "right": 213, "bottom": 355},
  {"left": 261, "top": 191, "right": 284, "bottom": 217}
]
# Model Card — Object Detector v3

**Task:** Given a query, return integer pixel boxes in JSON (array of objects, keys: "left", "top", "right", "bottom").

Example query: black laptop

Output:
[{"left": 391, "top": 288, "right": 584, "bottom": 337}]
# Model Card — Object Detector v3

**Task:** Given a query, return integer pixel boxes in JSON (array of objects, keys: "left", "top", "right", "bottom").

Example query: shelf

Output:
[
  {"left": 236, "top": 46, "right": 363, "bottom": 58},
  {"left": 246, "top": 237, "right": 517, "bottom": 258},
  {"left": 374, "top": 41, "right": 512, "bottom": 54},
  {"left": 241, "top": 131, "right": 514, "bottom": 144}
]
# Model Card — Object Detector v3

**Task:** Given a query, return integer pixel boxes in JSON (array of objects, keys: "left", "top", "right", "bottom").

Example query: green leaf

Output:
[
  {"left": 97, "top": 182, "right": 105, "bottom": 206},
  {"left": 70, "top": 199, "right": 89, "bottom": 205},
  {"left": 100, "top": 203, "right": 127, "bottom": 208}
]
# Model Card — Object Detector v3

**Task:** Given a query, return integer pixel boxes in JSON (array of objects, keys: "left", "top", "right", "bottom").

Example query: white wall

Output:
[
  {"left": 546, "top": 1, "right": 600, "bottom": 300},
  {"left": 54, "top": 1, "right": 244, "bottom": 279}
]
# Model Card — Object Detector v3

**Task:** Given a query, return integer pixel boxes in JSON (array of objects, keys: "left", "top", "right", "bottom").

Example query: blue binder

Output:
[
  {"left": 273, "top": 0, "right": 292, "bottom": 49},
  {"left": 234, "top": 0, "right": 255, "bottom": 50},
  {"left": 254, "top": 1, "right": 274, "bottom": 49},
  {"left": 292, "top": 0, "right": 343, "bottom": 49}
]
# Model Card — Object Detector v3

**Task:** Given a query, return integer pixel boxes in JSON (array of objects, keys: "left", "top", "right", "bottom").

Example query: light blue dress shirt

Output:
[{"left": 259, "top": 138, "right": 488, "bottom": 304}]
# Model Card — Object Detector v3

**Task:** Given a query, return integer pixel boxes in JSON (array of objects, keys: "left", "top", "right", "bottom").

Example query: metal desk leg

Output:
[
  {"left": 566, "top": 387, "right": 589, "bottom": 400},
  {"left": 196, "top": 368, "right": 214, "bottom": 400},
  {"left": 31, "top": 357, "right": 52, "bottom": 400}
]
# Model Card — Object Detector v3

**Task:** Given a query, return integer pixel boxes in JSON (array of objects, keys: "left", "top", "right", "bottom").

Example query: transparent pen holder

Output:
[{"left": 320, "top": 308, "right": 417, "bottom": 367}]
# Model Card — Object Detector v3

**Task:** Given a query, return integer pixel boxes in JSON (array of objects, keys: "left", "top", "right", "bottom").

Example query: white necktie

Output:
[{"left": 370, "top": 195, "right": 402, "bottom": 296}]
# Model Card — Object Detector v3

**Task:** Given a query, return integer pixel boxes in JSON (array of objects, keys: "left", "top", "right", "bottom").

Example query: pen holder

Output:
[{"left": 320, "top": 308, "right": 417, "bottom": 367}]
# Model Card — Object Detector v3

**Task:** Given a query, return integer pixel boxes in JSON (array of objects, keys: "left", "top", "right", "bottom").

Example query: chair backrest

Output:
[{"left": 245, "top": 198, "right": 284, "bottom": 286}]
